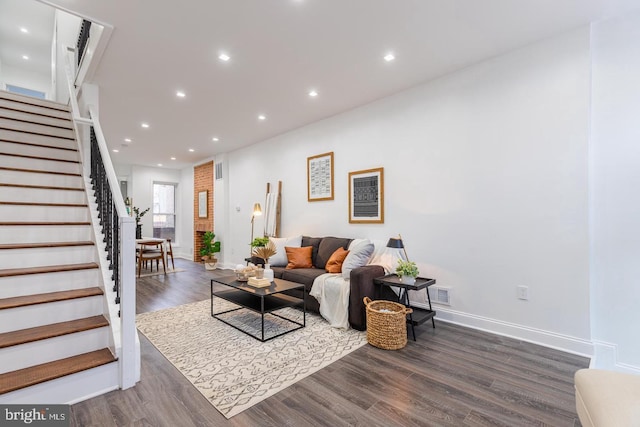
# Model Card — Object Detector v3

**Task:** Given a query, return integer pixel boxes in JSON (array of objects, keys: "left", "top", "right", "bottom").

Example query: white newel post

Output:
[{"left": 120, "top": 216, "right": 138, "bottom": 388}]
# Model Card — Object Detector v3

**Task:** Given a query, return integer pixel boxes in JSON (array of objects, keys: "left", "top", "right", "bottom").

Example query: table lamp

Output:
[{"left": 387, "top": 234, "right": 409, "bottom": 261}]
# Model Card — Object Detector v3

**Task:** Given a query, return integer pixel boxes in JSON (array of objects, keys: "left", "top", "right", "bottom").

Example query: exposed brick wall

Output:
[{"left": 194, "top": 161, "right": 214, "bottom": 262}]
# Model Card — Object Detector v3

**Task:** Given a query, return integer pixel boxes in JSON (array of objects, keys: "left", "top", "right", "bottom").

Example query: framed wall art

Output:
[
  {"left": 349, "top": 167, "right": 384, "bottom": 224},
  {"left": 307, "top": 151, "right": 334, "bottom": 202},
  {"left": 198, "top": 190, "right": 208, "bottom": 218}
]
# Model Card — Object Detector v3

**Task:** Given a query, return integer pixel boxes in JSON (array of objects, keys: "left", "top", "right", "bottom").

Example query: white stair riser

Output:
[
  {"left": 0, "top": 245, "right": 97, "bottom": 268},
  {"left": 0, "top": 361, "right": 119, "bottom": 404},
  {"left": 0, "top": 117, "right": 75, "bottom": 139},
  {"left": 0, "top": 225, "right": 93, "bottom": 244},
  {"left": 0, "top": 327, "right": 110, "bottom": 374},
  {"left": 0, "top": 155, "right": 81, "bottom": 174},
  {"left": 0, "top": 169, "right": 83, "bottom": 188},
  {"left": 0, "top": 108, "right": 73, "bottom": 129},
  {"left": 0, "top": 296, "right": 103, "bottom": 333},
  {"left": 0, "top": 269, "right": 100, "bottom": 298},
  {"left": 0, "top": 187, "right": 87, "bottom": 205},
  {"left": 0, "top": 91, "right": 70, "bottom": 113},
  {"left": 0, "top": 205, "right": 89, "bottom": 222},
  {"left": 0, "top": 129, "right": 76, "bottom": 150},
  {"left": 0, "top": 141, "right": 79, "bottom": 162},
  {"left": 0, "top": 98, "right": 71, "bottom": 120}
]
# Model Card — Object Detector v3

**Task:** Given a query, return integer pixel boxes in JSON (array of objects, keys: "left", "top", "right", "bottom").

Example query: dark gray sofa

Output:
[{"left": 254, "top": 236, "right": 396, "bottom": 330}]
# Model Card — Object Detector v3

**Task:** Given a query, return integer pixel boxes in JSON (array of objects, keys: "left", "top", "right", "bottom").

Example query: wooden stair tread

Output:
[
  {"left": 0, "top": 315, "right": 109, "bottom": 349},
  {"left": 0, "top": 152, "right": 79, "bottom": 164},
  {"left": 0, "top": 183, "right": 84, "bottom": 191},
  {"left": 0, "top": 90, "right": 70, "bottom": 112},
  {"left": 0, "top": 138, "right": 77, "bottom": 152},
  {"left": 0, "top": 262, "right": 98, "bottom": 278},
  {"left": 0, "top": 201, "right": 87, "bottom": 208},
  {"left": 0, "top": 287, "right": 103, "bottom": 310},
  {"left": 0, "top": 166, "right": 81, "bottom": 177},
  {"left": 0, "top": 241, "right": 94, "bottom": 250},
  {"left": 0, "top": 348, "right": 116, "bottom": 395}
]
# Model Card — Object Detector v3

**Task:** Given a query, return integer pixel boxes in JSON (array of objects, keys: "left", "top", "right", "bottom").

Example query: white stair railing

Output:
[{"left": 64, "top": 46, "right": 139, "bottom": 390}]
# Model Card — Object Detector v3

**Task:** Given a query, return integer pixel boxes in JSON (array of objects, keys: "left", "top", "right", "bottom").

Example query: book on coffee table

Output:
[{"left": 248, "top": 277, "right": 271, "bottom": 287}]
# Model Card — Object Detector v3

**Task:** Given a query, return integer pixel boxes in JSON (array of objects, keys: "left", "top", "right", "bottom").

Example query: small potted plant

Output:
[
  {"left": 250, "top": 237, "right": 270, "bottom": 248},
  {"left": 132, "top": 206, "right": 150, "bottom": 239},
  {"left": 396, "top": 259, "right": 419, "bottom": 284},
  {"left": 200, "top": 231, "right": 221, "bottom": 270}
]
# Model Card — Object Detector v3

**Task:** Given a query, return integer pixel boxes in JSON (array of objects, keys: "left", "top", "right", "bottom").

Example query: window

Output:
[
  {"left": 153, "top": 183, "right": 176, "bottom": 241},
  {"left": 6, "top": 84, "right": 46, "bottom": 99}
]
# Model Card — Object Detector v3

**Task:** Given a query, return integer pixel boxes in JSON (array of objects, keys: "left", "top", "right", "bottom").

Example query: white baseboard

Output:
[
  {"left": 420, "top": 302, "right": 594, "bottom": 357},
  {"left": 591, "top": 341, "right": 640, "bottom": 373}
]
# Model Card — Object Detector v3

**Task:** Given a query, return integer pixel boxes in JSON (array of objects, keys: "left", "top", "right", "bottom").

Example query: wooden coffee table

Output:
[{"left": 210, "top": 275, "right": 306, "bottom": 342}]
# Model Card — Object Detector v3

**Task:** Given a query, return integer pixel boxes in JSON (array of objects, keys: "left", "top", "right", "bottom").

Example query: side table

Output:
[{"left": 373, "top": 275, "right": 436, "bottom": 341}]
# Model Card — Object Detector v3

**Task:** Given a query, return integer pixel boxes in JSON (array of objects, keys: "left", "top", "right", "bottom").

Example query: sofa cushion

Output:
[
  {"left": 301, "top": 236, "right": 322, "bottom": 266},
  {"left": 269, "top": 235, "right": 302, "bottom": 267},
  {"left": 281, "top": 268, "right": 326, "bottom": 289},
  {"left": 285, "top": 246, "right": 313, "bottom": 269},
  {"left": 326, "top": 247, "right": 350, "bottom": 273},
  {"left": 342, "top": 239, "right": 375, "bottom": 279},
  {"left": 315, "top": 237, "right": 352, "bottom": 269}
]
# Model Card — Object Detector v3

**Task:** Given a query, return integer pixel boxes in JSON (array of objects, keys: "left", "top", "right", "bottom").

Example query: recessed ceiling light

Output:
[
  {"left": 188, "top": 148, "right": 195, "bottom": 152},
  {"left": 308, "top": 90, "right": 318, "bottom": 98},
  {"left": 157, "top": 163, "right": 163, "bottom": 167},
  {"left": 170, "top": 157, "right": 176, "bottom": 160},
  {"left": 218, "top": 53, "right": 230, "bottom": 61},
  {"left": 112, "top": 149, "right": 119, "bottom": 153},
  {"left": 384, "top": 53, "right": 395, "bottom": 62},
  {"left": 258, "top": 114, "right": 267, "bottom": 121},
  {"left": 124, "top": 138, "right": 132, "bottom": 143},
  {"left": 212, "top": 137, "right": 220, "bottom": 142},
  {"left": 176, "top": 90, "right": 186, "bottom": 98},
  {"left": 22, "top": 55, "right": 29, "bottom": 60},
  {"left": 141, "top": 123, "right": 149, "bottom": 128},
  {"left": 20, "top": 27, "right": 28, "bottom": 34}
]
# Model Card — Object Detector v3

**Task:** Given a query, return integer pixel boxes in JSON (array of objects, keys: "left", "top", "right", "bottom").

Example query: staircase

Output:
[{"left": 0, "top": 90, "right": 119, "bottom": 403}]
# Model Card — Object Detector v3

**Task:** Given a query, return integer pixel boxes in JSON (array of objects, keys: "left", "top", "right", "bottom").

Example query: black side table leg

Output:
[{"left": 405, "top": 291, "right": 417, "bottom": 341}]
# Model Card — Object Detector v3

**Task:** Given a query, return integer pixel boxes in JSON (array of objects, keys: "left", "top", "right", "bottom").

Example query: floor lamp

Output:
[{"left": 250, "top": 203, "right": 262, "bottom": 253}]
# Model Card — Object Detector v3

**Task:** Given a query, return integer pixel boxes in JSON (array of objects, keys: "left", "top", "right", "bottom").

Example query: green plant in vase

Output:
[
  {"left": 132, "top": 206, "right": 150, "bottom": 239},
  {"left": 200, "top": 231, "right": 221, "bottom": 270},
  {"left": 396, "top": 259, "right": 419, "bottom": 284}
]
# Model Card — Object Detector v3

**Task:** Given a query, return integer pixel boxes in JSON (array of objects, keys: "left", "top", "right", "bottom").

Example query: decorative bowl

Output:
[{"left": 235, "top": 270, "right": 256, "bottom": 282}]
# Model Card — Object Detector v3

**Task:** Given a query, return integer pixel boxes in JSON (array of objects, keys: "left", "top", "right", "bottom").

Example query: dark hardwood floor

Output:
[{"left": 71, "top": 258, "right": 587, "bottom": 426}]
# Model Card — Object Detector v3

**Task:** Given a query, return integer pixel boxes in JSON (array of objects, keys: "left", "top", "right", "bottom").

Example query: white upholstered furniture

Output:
[{"left": 575, "top": 368, "right": 640, "bottom": 427}]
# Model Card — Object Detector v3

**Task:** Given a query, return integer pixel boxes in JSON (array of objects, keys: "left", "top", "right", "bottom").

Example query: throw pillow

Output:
[
  {"left": 342, "top": 239, "right": 374, "bottom": 279},
  {"left": 325, "top": 247, "right": 350, "bottom": 273},
  {"left": 269, "top": 235, "right": 303, "bottom": 267},
  {"left": 315, "top": 237, "right": 352, "bottom": 269},
  {"left": 285, "top": 246, "right": 313, "bottom": 269}
]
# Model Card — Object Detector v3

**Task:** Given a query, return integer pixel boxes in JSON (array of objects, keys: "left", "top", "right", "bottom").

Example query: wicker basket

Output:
[{"left": 363, "top": 297, "right": 413, "bottom": 350}]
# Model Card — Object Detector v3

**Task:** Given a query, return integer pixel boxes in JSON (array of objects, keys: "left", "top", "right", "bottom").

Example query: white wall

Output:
[
  {"left": 177, "top": 166, "right": 194, "bottom": 259},
  {"left": 590, "top": 11, "right": 640, "bottom": 372},
  {"left": 217, "top": 28, "right": 592, "bottom": 354},
  {"left": 54, "top": 9, "right": 81, "bottom": 104},
  {"left": 2, "top": 64, "right": 50, "bottom": 96}
]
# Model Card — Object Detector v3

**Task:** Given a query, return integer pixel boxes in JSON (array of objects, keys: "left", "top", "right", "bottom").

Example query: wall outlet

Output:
[{"left": 517, "top": 285, "right": 529, "bottom": 300}]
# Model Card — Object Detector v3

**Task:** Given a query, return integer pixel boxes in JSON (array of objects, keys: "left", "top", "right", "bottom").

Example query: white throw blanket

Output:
[{"left": 309, "top": 273, "right": 351, "bottom": 329}]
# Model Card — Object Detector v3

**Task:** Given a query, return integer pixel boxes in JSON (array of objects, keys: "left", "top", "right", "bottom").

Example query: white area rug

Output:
[{"left": 136, "top": 299, "right": 367, "bottom": 418}]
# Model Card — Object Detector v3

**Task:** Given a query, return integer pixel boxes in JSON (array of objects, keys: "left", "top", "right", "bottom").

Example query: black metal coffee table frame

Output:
[{"left": 210, "top": 275, "right": 306, "bottom": 342}]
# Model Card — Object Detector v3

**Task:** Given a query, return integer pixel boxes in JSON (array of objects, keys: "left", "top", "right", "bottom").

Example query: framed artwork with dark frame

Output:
[
  {"left": 198, "top": 190, "right": 208, "bottom": 218},
  {"left": 307, "top": 151, "right": 334, "bottom": 202},
  {"left": 349, "top": 167, "right": 384, "bottom": 224}
]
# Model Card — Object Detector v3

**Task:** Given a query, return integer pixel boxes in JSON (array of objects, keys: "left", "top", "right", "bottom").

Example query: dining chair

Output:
[
  {"left": 137, "top": 242, "right": 166, "bottom": 277},
  {"left": 165, "top": 238, "right": 175, "bottom": 270}
]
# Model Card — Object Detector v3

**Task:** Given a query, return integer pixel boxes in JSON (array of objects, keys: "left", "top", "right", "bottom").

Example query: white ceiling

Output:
[{"left": 3, "top": 0, "right": 640, "bottom": 169}]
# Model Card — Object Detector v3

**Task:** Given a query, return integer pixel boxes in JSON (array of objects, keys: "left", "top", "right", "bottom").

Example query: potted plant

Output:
[
  {"left": 396, "top": 259, "right": 419, "bottom": 284},
  {"left": 250, "top": 237, "right": 270, "bottom": 248},
  {"left": 132, "top": 206, "right": 150, "bottom": 239},
  {"left": 200, "top": 231, "right": 221, "bottom": 270}
]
